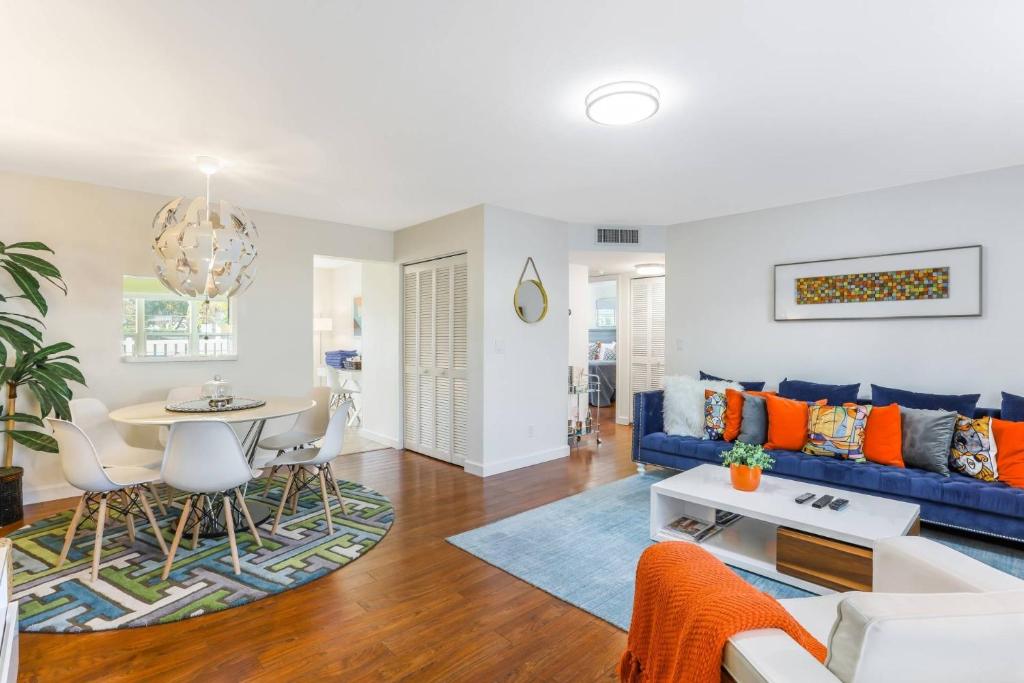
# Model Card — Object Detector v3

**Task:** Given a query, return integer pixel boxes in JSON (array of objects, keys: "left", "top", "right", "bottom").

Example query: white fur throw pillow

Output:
[{"left": 663, "top": 375, "right": 742, "bottom": 437}]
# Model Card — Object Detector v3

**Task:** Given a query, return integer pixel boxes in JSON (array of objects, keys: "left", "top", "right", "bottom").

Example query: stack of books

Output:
[{"left": 662, "top": 510, "right": 743, "bottom": 543}]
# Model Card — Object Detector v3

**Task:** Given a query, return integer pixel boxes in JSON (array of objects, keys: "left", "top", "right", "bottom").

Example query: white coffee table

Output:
[{"left": 650, "top": 464, "right": 921, "bottom": 594}]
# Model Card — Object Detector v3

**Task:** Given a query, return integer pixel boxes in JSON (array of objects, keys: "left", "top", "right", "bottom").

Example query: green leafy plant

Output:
[
  {"left": 720, "top": 442, "right": 775, "bottom": 470},
  {"left": 0, "top": 240, "right": 85, "bottom": 463}
]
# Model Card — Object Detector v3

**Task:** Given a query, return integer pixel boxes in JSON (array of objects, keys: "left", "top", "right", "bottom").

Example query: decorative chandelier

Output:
[{"left": 152, "top": 156, "right": 258, "bottom": 299}]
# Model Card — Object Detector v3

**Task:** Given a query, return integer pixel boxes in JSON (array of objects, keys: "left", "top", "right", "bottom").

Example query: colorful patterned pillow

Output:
[
  {"left": 704, "top": 389, "right": 727, "bottom": 440},
  {"left": 802, "top": 404, "right": 871, "bottom": 460},
  {"left": 588, "top": 342, "right": 601, "bottom": 360},
  {"left": 949, "top": 415, "right": 998, "bottom": 481}
]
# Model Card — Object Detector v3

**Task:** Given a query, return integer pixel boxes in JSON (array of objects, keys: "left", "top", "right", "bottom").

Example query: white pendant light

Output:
[
  {"left": 585, "top": 81, "right": 660, "bottom": 125},
  {"left": 152, "top": 156, "right": 259, "bottom": 299},
  {"left": 634, "top": 263, "right": 665, "bottom": 276}
]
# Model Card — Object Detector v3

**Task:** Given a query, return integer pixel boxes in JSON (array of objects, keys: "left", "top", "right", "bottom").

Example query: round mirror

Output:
[{"left": 514, "top": 279, "right": 548, "bottom": 323}]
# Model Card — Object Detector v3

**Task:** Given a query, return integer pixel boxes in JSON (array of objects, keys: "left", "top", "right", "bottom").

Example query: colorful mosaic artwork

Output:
[{"left": 795, "top": 266, "right": 949, "bottom": 305}]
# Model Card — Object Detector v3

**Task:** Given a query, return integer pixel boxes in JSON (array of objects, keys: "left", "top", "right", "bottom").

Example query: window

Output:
[
  {"left": 595, "top": 297, "right": 616, "bottom": 328},
  {"left": 121, "top": 276, "right": 238, "bottom": 361}
]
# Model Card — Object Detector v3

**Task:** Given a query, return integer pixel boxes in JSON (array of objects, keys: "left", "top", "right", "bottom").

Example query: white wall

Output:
[
  {"left": 665, "top": 165, "right": 1024, "bottom": 407},
  {"left": 359, "top": 260, "right": 401, "bottom": 448},
  {"left": 478, "top": 205, "right": 570, "bottom": 476},
  {"left": 615, "top": 273, "right": 633, "bottom": 425},
  {"left": 0, "top": 171, "right": 392, "bottom": 502},
  {"left": 568, "top": 264, "right": 590, "bottom": 371}
]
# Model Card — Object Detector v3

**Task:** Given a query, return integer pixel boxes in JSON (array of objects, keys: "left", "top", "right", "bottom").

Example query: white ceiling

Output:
[
  {"left": 570, "top": 251, "right": 664, "bottom": 277},
  {"left": 2, "top": 1, "right": 1023, "bottom": 230}
]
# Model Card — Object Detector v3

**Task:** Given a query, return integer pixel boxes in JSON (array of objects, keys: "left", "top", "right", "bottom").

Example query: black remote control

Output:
[
  {"left": 812, "top": 494, "right": 834, "bottom": 509},
  {"left": 829, "top": 498, "right": 849, "bottom": 511},
  {"left": 795, "top": 493, "right": 815, "bottom": 504}
]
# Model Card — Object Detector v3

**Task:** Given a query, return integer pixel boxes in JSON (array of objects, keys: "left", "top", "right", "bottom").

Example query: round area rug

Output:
[{"left": 9, "top": 480, "right": 394, "bottom": 632}]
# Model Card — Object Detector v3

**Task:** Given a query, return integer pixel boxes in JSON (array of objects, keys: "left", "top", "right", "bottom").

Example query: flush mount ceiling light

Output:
[
  {"left": 152, "top": 156, "right": 259, "bottom": 299},
  {"left": 634, "top": 263, "right": 665, "bottom": 276},
  {"left": 585, "top": 81, "right": 660, "bottom": 125}
]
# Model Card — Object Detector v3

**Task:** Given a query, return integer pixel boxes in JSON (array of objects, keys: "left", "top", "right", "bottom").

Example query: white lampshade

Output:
[{"left": 313, "top": 317, "right": 334, "bottom": 332}]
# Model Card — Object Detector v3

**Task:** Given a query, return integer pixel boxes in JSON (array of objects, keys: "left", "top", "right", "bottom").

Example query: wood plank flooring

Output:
[{"left": 12, "top": 406, "right": 636, "bottom": 682}]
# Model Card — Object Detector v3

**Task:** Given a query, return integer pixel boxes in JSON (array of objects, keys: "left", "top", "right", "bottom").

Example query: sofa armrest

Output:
[
  {"left": 632, "top": 390, "right": 664, "bottom": 461},
  {"left": 874, "top": 536, "right": 1024, "bottom": 594},
  {"left": 724, "top": 630, "right": 842, "bottom": 683}
]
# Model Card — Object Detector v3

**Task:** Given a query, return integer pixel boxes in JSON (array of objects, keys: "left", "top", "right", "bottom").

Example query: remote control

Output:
[
  {"left": 795, "top": 492, "right": 815, "bottom": 504},
  {"left": 812, "top": 494, "right": 834, "bottom": 509},
  {"left": 829, "top": 498, "right": 849, "bottom": 511}
]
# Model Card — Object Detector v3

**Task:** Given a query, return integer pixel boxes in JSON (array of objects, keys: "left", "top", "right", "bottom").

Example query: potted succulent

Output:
[
  {"left": 0, "top": 240, "right": 84, "bottom": 524},
  {"left": 720, "top": 442, "right": 774, "bottom": 492}
]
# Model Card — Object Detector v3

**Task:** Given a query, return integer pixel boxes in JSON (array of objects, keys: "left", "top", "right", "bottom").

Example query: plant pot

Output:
[
  {"left": 730, "top": 464, "right": 762, "bottom": 492},
  {"left": 0, "top": 467, "right": 23, "bottom": 526}
]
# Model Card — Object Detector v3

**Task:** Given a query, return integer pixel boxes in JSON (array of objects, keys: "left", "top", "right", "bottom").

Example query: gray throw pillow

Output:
[
  {"left": 900, "top": 407, "right": 957, "bottom": 476},
  {"left": 737, "top": 394, "right": 768, "bottom": 445}
]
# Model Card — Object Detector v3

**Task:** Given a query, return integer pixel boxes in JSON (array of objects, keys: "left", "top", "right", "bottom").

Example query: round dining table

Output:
[{"left": 110, "top": 395, "right": 315, "bottom": 537}]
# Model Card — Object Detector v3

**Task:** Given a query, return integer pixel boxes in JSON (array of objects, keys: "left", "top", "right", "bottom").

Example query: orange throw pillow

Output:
[
  {"left": 862, "top": 403, "right": 904, "bottom": 467},
  {"left": 764, "top": 395, "right": 821, "bottom": 451},
  {"left": 993, "top": 419, "right": 1024, "bottom": 488},
  {"left": 724, "top": 389, "right": 744, "bottom": 441}
]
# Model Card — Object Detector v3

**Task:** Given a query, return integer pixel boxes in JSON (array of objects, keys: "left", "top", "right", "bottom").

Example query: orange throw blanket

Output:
[{"left": 619, "top": 542, "right": 826, "bottom": 683}]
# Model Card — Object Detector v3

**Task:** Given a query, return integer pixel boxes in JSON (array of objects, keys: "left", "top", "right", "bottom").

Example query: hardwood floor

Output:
[{"left": 13, "top": 405, "right": 636, "bottom": 682}]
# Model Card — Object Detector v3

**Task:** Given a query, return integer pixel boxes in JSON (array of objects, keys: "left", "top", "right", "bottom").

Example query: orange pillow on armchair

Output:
[{"left": 764, "top": 395, "right": 822, "bottom": 451}]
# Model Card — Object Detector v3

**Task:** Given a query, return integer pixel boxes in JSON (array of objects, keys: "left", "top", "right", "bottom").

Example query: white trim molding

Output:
[{"left": 464, "top": 445, "right": 570, "bottom": 477}]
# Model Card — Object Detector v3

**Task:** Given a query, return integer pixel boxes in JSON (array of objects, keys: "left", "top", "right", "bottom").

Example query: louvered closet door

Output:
[
  {"left": 402, "top": 254, "right": 468, "bottom": 466},
  {"left": 629, "top": 275, "right": 666, "bottom": 420}
]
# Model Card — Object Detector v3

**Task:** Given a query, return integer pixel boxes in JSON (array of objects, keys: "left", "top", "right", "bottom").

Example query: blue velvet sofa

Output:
[{"left": 632, "top": 390, "right": 1024, "bottom": 542}]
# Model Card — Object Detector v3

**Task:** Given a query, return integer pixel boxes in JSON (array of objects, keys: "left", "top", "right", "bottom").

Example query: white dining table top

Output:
[{"left": 108, "top": 396, "right": 316, "bottom": 426}]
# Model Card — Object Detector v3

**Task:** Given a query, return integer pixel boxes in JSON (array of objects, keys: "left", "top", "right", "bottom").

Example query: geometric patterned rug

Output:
[{"left": 9, "top": 478, "right": 394, "bottom": 632}]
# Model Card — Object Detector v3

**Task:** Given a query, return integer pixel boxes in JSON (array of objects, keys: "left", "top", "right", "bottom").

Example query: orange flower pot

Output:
[{"left": 730, "top": 464, "right": 762, "bottom": 492}]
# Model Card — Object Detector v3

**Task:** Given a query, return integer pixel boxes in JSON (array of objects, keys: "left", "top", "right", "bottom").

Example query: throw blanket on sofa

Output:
[{"left": 619, "top": 542, "right": 825, "bottom": 683}]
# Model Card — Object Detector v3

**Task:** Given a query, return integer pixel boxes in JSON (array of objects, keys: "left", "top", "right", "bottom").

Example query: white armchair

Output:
[{"left": 724, "top": 536, "right": 1024, "bottom": 683}]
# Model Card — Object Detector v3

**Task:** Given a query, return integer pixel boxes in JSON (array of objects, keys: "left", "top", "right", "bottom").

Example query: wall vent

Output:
[{"left": 595, "top": 226, "right": 640, "bottom": 245}]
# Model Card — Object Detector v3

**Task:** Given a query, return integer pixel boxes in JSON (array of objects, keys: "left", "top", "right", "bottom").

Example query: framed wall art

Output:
[{"left": 774, "top": 245, "right": 982, "bottom": 321}]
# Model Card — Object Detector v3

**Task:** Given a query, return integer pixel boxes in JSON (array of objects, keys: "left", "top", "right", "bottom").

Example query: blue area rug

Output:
[{"left": 447, "top": 472, "right": 1024, "bottom": 631}]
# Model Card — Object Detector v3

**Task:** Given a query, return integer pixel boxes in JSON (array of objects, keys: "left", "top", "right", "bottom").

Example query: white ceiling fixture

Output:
[
  {"left": 152, "top": 156, "right": 259, "bottom": 300},
  {"left": 585, "top": 81, "right": 660, "bottom": 126},
  {"left": 634, "top": 263, "right": 665, "bottom": 276}
]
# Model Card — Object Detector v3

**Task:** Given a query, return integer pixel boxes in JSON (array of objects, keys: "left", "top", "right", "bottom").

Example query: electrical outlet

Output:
[{"left": 527, "top": 424, "right": 535, "bottom": 438}]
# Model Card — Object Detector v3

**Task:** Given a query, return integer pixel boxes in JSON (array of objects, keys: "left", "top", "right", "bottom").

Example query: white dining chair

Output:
[
  {"left": 257, "top": 387, "right": 331, "bottom": 495},
  {"left": 161, "top": 421, "right": 263, "bottom": 579},
  {"left": 70, "top": 397, "right": 168, "bottom": 515},
  {"left": 49, "top": 418, "right": 169, "bottom": 582},
  {"left": 158, "top": 386, "right": 202, "bottom": 447},
  {"left": 266, "top": 401, "right": 352, "bottom": 535}
]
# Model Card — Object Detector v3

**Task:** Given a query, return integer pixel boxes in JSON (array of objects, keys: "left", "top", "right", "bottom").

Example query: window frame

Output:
[{"left": 121, "top": 278, "right": 239, "bottom": 363}]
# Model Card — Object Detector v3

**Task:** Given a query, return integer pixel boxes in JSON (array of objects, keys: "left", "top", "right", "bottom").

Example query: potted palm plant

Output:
[
  {"left": 0, "top": 240, "right": 84, "bottom": 524},
  {"left": 720, "top": 442, "right": 774, "bottom": 492}
]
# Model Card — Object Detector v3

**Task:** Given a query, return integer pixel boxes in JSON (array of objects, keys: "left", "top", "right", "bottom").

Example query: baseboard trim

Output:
[
  {"left": 464, "top": 445, "right": 570, "bottom": 478},
  {"left": 615, "top": 416, "right": 631, "bottom": 425},
  {"left": 357, "top": 428, "right": 402, "bottom": 450},
  {"left": 24, "top": 482, "right": 78, "bottom": 505}
]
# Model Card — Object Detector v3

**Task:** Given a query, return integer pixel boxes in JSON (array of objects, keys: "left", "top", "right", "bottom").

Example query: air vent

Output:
[{"left": 595, "top": 226, "right": 640, "bottom": 245}]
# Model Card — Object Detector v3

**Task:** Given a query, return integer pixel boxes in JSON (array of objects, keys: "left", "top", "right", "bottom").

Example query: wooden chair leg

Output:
[
  {"left": 272, "top": 468, "right": 296, "bottom": 535},
  {"left": 234, "top": 489, "right": 262, "bottom": 547},
  {"left": 191, "top": 495, "right": 205, "bottom": 550},
  {"left": 326, "top": 463, "right": 350, "bottom": 516},
  {"left": 90, "top": 494, "right": 108, "bottom": 583},
  {"left": 289, "top": 468, "right": 302, "bottom": 515},
  {"left": 262, "top": 464, "right": 280, "bottom": 496},
  {"left": 317, "top": 467, "right": 334, "bottom": 534},
  {"left": 224, "top": 496, "right": 241, "bottom": 575},
  {"left": 122, "top": 490, "right": 136, "bottom": 545},
  {"left": 162, "top": 497, "right": 193, "bottom": 581},
  {"left": 147, "top": 483, "right": 167, "bottom": 516},
  {"left": 137, "top": 487, "right": 169, "bottom": 555},
  {"left": 58, "top": 494, "right": 87, "bottom": 568}
]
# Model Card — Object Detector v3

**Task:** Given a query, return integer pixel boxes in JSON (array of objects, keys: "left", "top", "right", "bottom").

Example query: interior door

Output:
[
  {"left": 629, "top": 275, "right": 665, "bottom": 420},
  {"left": 402, "top": 254, "right": 468, "bottom": 465}
]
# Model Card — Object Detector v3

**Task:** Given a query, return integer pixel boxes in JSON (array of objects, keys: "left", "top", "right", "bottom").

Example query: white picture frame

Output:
[{"left": 774, "top": 245, "right": 982, "bottom": 321}]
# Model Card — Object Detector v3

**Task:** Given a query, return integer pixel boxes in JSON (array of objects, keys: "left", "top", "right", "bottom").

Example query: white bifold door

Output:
[
  {"left": 402, "top": 254, "right": 469, "bottom": 466},
  {"left": 629, "top": 275, "right": 665, "bottom": 420}
]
